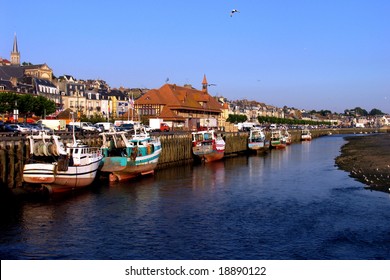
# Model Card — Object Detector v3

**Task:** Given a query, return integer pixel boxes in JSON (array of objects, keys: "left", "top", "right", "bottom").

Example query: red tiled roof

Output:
[
  {"left": 159, "top": 106, "right": 185, "bottom": 120},
  {"left": 136, "top": 83, "right": 222, "bottom": 113}
]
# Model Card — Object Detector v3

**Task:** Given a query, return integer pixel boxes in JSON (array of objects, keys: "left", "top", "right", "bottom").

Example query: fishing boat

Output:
[
  {"left": 99, "top": 127, "right": 162, "bottom": 181},
  {"left": 192, "top": 129, "right": 225, "bottom": 162},
  {"left": 282, "top": 128, "right": 292, "bottom": 145},
  {"left": 270, "top": 129, "right": 286, "bottom": 149},
  {"left": 301, "top": 127, "right": 312, "bottom": 141},
  {"left": 23, "top": 130, "right": 103, "bottom": 193},
  {"left": 248, "top": 127, "right": 269, "bottom": 152}
]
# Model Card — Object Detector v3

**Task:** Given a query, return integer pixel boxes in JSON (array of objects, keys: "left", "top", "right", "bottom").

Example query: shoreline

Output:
[{"left": 335, "top": 133, "right": 390, "bottom": 194}]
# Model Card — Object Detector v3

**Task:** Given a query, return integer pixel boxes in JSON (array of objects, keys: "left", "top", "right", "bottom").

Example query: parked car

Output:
[
  {"left": 4, "top": 123, "right": 30, "bottom": 134},
  {"left": 66, "top": 124, "right": 81, "bottom": 132},
  {"left": 68, "top": 122, "right": 97, "bottom": 132},
  {"left": 95, "top": 122, "right": 115, "bottom": 132},
  {"left": 116, "top": 123, "right": 134, "bottom": 132},
  {"left": 27, "top": 123, "right": 53, "bottom": 133},
  {"left": 94, "top": 124, "right": 104, "bottom": 133}
]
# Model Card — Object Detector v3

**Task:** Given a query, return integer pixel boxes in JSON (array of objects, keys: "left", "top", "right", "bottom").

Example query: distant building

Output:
[
  {"left": 0, "top": 34, "right": 54, "bottom": 90},
  {"left": 135, "top": 75, "right": 223, "bottom": 130},
  {"left": 10, "top": 34, "right": 20, "bottom": 66}
]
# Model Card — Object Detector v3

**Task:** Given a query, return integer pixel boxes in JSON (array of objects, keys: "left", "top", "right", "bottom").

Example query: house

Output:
[
  {"left": 23, "top": 63, "right": 53, "bottom": 80},
  {"left": 0, "top": 57, "right": 11, "bottom": 66},
  {"left": 135, "top": 75, "right": 223, "bottom": 130}
]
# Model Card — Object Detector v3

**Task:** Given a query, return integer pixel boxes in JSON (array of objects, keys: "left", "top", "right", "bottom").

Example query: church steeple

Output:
[
  {"left": 202, "top": 74, "right": 208, "bottom": 92},
  {"left": 11, "top": 33, "right": 20, "bottom": 66}
]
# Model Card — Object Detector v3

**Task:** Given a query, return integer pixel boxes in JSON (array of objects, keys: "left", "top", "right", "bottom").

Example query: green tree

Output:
[
  {"left": 226, "top": 114, "right": 247, "bottom": 123},
  {"left": 369, "top": 108, "right": 384, "bottom": 115},
  {"left": 0, "top": 92, "right": 18, "bottom": 114},
  {"left": 31, "top": 96, "right": 56, "bottom": 117},
  {"left": 17, "top": 94, "right": 35, "bottom": 117},
  {"left": 354, "top": 107, "right": 368, "bottom": 116},
  {"left": 1, "top": 92, "right": 56, "bottom": 117}
]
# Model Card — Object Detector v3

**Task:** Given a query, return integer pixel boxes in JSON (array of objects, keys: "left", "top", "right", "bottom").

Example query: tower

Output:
[
  {"left": 10, "top": 33, "right": 20, "bottom": 66},
  {"left": 202, "top": 74, "right": 208, "bottom": 92}
]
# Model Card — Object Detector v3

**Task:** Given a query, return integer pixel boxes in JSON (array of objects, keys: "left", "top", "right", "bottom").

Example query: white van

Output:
[
  {"left": 37, "top": 119, "right": 66, "bottom": 131},
  {"left": 95, "top": 122, "right": 115, "bottom": 131}
]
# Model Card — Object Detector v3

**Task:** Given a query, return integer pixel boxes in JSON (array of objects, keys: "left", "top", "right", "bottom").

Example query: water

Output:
[{"left": 1, "top": 135, "right": 390, "bottom": 260}]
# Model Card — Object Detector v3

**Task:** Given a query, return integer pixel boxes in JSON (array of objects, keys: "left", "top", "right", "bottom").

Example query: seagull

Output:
[{"left": 230, "top": 9, "right": 240, "bottom": 17}]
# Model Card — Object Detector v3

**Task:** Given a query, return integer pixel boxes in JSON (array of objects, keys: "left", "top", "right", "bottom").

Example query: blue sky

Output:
[{"left": 1, "top": 0, "right": 389, "bottom": 113}]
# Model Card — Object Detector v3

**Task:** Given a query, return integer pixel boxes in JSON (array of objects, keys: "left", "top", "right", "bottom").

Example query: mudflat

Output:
[{"left": 335, "top": 133, "right": 390, "bottom": 193}]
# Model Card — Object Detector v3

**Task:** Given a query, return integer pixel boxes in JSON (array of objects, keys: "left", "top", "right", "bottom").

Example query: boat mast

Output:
[{"left": 71, "top": 112, "right": 76, "bottom": 146}]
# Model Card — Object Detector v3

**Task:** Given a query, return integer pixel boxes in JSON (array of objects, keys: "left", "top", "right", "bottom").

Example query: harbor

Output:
[
  {"left": 1, "top": 133, "right": 390, "bottom": 260},
  {"left": 0, "top": 127, "right": 384, "bottom": 193}
]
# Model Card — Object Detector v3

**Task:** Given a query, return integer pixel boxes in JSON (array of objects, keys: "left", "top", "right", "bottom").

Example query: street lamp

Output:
[{"left": 13, "top": 101, "right": 18, "bottom": 123}]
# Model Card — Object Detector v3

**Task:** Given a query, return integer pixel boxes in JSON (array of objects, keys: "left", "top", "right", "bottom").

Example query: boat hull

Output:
[
  {"left": 23, "top": 160, "right": 101, "bottom": 193},
  {"left": 248, "top": 141, "right": 265, "bottom": 150},
  {"left": 193, "top": 147, "right": 224, "bottom": 162},
  {"left": 100, "top": 149, "right": 161, "bottom": 181},
  {"left": 301, "top": 136, "right": 312, "bottom": 141},
  {"left": 270, "top": 140, "right": 286, "bottom": 149},
  {"left": 203, "top": 151, "right": 224, "bottom": 162}
]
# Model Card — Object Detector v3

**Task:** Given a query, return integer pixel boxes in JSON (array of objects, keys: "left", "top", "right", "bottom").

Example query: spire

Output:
[
  {"left": 10, "top": 33, "right": 20, "bottom": 66},
  {"left": 202, "top": 74, "right": 208, "bottom": 92},
  {"left": 13, "top": 33, "right": 18, "bottom": 53}
]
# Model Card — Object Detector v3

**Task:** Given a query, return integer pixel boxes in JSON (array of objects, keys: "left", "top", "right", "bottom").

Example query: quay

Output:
[{"left": 0, "top": 127, "right": 385, "bottom": 193}]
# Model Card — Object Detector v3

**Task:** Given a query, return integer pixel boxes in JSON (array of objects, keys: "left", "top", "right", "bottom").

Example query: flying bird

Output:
[{"left": 230, "top": 9, "right": 240, "bottom": 17}]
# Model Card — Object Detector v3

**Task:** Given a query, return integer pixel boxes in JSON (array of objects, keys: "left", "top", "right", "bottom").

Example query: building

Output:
[
  {"left": 135, "top": 75, "right": 223, "bottom": 130},
  {"left": 23, "top": 63, "right": 53, "bottom": 80},
  {"left": 10, "top": 34, "right": 20, "bottom": 66}
]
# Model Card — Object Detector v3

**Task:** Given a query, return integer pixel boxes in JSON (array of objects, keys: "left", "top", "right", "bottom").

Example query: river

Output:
[{"left": 1, "top": 134, "right": 390, "bottom": 260}]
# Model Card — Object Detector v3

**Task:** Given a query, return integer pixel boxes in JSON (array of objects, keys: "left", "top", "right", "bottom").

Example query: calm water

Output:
[{"left": 1, "top": 135, "right": 390, "bottom": 260}]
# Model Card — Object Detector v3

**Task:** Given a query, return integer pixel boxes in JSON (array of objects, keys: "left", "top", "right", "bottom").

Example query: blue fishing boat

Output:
[{"left": 99, "top": 127, "right": 162, "bottom": 181}]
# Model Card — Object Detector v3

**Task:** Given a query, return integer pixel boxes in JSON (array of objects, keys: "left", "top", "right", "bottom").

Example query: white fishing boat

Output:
[
  {"left": 301, "top": 127, "right": 312, "bottom": 141},
  {"left": 282, "top": 128, "right": 292, "bottom": 145},
  {"left": 99, "top": 127, "right": 162, "bottom": 181},
  {"left": 23, "top": 130, "right": 103, "bottom": 193},
  {"left": 248, "top": 127, "right": 268, "bottom": 151}
]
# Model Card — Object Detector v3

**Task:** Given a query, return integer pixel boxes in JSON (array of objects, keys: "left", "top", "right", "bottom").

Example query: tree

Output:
[
  {"left": 226, "top": 114, "right": 247, "bottom": 123},
  {"left": 0, "top": 92, "right": 18, "bottom": 114},
  {"left": 17, "top": 94, "right": 35, "bottom": 117},
  {"left": 32, "top": 96, "right": 56, "bottom": 117},
  {"left": 353, "top": 107, "right": 368, "bottom": 116},
  {"left": 369, "top": 108, "right": 384, "bottom": 116}
]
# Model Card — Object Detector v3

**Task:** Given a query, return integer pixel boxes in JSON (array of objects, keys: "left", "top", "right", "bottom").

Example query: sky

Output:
[{"left": 1, "top": 0, "right": 389, "bottom": 113}]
